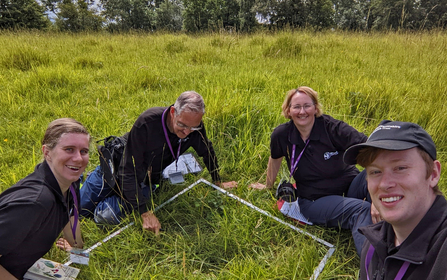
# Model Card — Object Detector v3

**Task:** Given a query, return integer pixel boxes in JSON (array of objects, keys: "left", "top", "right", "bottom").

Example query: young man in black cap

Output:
[{"left": 344, "top": 120, "right": 446, "bottom": 280}]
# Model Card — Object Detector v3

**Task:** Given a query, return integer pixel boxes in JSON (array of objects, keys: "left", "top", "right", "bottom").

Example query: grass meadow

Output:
[{"left": 1, "top": 30, "right": 447, "bottom": 279}]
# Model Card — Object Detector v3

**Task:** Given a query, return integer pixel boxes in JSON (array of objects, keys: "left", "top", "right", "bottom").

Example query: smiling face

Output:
[
  {"left": 43, "top": 133, "right": 90, "bottom": 190},
  {"left": 366, "top": 148, "right": 440, "bottom": 232},
  {"left": 169, "top": 106, "right": 203, "bottom": 139},
  {"left": 288, "top": 92, "right": 316, "bottom": 129}
]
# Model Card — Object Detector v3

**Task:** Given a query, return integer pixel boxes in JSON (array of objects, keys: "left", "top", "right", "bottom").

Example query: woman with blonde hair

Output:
[
  {"left": 251, "top": 86, "right": 374, "bottom": 255},
  {"left": 0, "top": 118, "right": 89, "bottom": 279}
]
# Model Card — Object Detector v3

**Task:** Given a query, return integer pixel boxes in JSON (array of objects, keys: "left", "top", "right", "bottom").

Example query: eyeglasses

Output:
[
  {"left": 291, "top": 103, "right": 314, "bottom": 111},
  {"left": 176, "top": 121, "right": 202, "bottom": 131}
]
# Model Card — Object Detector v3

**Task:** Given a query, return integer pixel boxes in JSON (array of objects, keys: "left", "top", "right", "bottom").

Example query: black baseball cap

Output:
[{"left": 344, "top": 120, "right": 437, "bottom": 165}]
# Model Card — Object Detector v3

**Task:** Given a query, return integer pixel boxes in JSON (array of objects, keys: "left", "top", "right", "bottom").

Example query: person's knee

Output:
[
  {"left": 94, "top": 196, "right": 126, "bottom": 225},
  {"left": 347, "top": 170, "right": 368, "bottom": 199},
  {"left": 350, "top": 202, "right": 372, "bottom": 228}
]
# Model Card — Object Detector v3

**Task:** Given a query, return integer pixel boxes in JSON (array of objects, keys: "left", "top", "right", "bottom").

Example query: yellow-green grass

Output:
[{"left": 1, "top": 30, "right": 446, "bottom": 279}]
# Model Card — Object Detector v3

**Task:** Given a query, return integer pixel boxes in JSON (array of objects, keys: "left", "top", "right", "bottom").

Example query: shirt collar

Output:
[
  {"left": 39, "top": 160, "right": 78, "bottom": 208},
  {"left": 392, "top": 195, "right": 447, "bottom": 262},
  {"left": 288, "top": 116, "right": 324, "bottom": 145}
]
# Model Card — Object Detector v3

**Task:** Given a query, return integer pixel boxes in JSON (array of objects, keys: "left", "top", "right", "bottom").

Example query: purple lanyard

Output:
[
  {"left": 69, "top": 184, "right": 79, "bottom": 245},
  {"left": 162, "top": 108, "right": 181, "bottom": 162},
  {"left": 365, "top": 244, "right": 410, "bottom": 280},
  {"left": 289, "top": 139, "right": 309, "bottom": 179}
]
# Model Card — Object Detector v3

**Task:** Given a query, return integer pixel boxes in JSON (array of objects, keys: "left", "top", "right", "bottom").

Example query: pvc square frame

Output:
[{"left": 66, "top": 179, "right": 335, "bottom": 280}]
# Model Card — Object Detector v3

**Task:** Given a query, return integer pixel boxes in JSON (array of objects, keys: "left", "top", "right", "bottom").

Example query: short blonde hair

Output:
[
  {"left": 42, "top": 118, "right": 90, "bottom": 150},
  {"left": 281, "top": 86, "right": 323, "bottom": 119}
]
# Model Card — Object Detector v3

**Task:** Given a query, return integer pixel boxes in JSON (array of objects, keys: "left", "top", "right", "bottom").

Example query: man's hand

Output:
[
  {"left": 218, "top": 181, "right": 238, "bottom": 189},
  {"left": 141, "top": 211, "right": 161, "bottom": 235},
  {"left": 371, "top": 202, "right": 382, "bottom": 224},
  {"left": 248, "top": 182, "right": 269, "bottom": 190}
]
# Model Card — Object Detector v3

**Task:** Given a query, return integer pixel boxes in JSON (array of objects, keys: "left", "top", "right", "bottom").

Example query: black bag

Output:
[
  {"left": 97, "top": 135, "right": 127, "bottom": 188},
  {"left": 276, "top": 180, "right": 298, "bottom": 202}
]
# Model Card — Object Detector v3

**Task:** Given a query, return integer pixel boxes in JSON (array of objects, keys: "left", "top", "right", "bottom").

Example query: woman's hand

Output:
[
  {"left": 56, "top": 238, "right": 73, "bottom": 252},
  {"left": 248, "top": 183, "right": 269, "bottom": 190}
]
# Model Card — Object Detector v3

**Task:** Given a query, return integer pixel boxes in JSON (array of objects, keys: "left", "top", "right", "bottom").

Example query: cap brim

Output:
[{"left": 343, "top": 140, "right": 418, "bottom": 165}]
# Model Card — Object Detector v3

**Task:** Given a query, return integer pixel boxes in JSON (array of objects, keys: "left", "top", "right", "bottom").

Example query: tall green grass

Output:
[{"left": 1, "top": 30, "right": 446, "bottom": 279}]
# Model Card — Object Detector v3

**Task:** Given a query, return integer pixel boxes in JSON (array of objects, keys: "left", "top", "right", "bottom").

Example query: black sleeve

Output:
[
  {"left": 192, "top": 124, "right": 221, "bottom": 182},
  {"left": 358, "top": 240, "right": 370, "bottom": 280},
  {"left": 327, "top": 118, "right": 368, "bottom": 150},
  {"left": 270, "top": 124, "right": 288, "bottom": 159},
  {"left": 119, "top": 123, "right": 151, "bottom": 214},
  {"left": 0, "top": 201, "right": 46, "bottom": 256}
]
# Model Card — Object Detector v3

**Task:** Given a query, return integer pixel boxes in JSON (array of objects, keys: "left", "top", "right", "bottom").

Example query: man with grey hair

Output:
[{"left": 80, "top": 91, "right": 236, "bottom": 234}]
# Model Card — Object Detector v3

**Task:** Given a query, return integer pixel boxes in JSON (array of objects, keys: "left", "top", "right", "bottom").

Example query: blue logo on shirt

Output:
[{"left": 324, "top": 151, "right": 338, "bottom": 160}]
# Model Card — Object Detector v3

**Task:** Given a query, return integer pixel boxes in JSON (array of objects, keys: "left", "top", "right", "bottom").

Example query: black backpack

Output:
[{"left": 97, "top": 135, "right": 127, "bottom": 188}]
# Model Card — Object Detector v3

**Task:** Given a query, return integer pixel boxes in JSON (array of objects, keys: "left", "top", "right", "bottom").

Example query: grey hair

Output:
[{"left": 173, "top": 91, "right": 205, "bottom": 116}]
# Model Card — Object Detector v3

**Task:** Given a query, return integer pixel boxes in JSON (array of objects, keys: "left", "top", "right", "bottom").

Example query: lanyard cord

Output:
[
  {"left": 365, "top": 244, "right": 410, "bottom": 280},
  {"left": 162, "top": 108, "right": 181, "bottom": 168},
  {"left": 69, "top": 184, "right": 79, "bottom": 245},
  {"left": 289, "top": 139, "right": 310, "bottom": 180}
]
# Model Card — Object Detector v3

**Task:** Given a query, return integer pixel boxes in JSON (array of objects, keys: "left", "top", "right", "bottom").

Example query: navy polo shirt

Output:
[
  {"left": 0, "top": 161, "right": 79, "bottom": 279},
  {"left": 271, "top": 114, "right": 367, "bottom": 200}
]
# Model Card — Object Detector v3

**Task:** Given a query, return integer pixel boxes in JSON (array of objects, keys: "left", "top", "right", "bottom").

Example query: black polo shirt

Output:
[
  {"left": 271, "top": 114, "right": 367, "bottom": 200},
  {"left": 118, "top": 106, "right": 221, "bottom": 213},
  {"left": 0, "top": 161, "right": 78, "bottom": 279}
]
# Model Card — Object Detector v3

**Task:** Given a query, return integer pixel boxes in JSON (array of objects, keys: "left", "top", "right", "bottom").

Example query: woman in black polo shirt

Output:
[
  {"left": 0, "top": 118, "right": 89, "bottom": 279},
  {"left": 251, "top": 86, "right": 374, "bottom": 256}
]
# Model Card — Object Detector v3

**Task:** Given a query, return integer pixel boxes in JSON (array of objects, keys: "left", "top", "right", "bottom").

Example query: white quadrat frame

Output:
[{"left": 66, "top": 179, "right": 336, "bottom": 280}]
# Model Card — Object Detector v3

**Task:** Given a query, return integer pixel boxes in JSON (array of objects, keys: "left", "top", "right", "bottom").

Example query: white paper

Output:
[
  {"left": 278, "top": 199, "right": 313, "bottom": 225},
  {"left": 162, "top": 153, "right": 202, "bottom": 179},
  {"left": 70, "top": 249, "right": 90, "bottom": 265},
  {"left": 24, "top": 258, "right": 80, "bottom": 280}
]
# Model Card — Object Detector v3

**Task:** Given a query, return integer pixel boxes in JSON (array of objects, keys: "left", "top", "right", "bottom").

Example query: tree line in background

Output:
[{"left": 1, "top": 0, "right": 446, "bottom": 32}]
